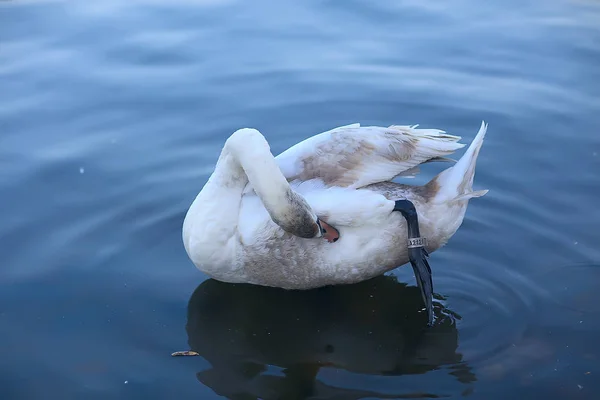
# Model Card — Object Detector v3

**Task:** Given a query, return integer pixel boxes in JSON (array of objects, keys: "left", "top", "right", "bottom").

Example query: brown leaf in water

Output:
[{"left": 171, "top": 350, "right": 199, "bottom": 357}]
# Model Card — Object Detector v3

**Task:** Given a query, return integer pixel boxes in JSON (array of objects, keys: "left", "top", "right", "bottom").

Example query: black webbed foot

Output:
[
  {"left": 393, "top": 200, "right": 433, "bottom": 326},
  {"left": 407, "top": 245, "right": 433, "bottom": 326}
]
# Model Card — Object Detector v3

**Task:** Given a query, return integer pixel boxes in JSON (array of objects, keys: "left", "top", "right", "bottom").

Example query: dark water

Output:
[{"left": 1, "top": 0, "right": 599, "bottom": 398}]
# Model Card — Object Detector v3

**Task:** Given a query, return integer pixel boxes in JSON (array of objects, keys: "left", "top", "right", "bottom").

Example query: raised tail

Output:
[{"left": 430, "top": 121, "right": 489, "bottom": 203}]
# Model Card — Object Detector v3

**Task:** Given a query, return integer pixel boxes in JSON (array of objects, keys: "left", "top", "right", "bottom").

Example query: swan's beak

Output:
[{"left": 317, "top": 218, "right": 339, "bottom": 243}]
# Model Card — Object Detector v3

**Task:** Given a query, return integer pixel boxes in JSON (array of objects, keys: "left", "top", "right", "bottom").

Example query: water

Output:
[{"left": 1, "top": 0, "right": 599, "bottom": 398}]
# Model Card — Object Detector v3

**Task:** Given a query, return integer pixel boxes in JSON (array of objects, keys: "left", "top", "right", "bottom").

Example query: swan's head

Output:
[{"left": 276, "top": 190, "right": 339, "bottom": 243}]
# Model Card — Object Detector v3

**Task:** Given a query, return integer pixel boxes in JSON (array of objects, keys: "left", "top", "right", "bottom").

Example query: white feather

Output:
[
  {"left": 276, "top": 123, "right": 465, "bottom": 189},
  {"left": 182, "top": 121, "right": 489, "bottom": 290}
]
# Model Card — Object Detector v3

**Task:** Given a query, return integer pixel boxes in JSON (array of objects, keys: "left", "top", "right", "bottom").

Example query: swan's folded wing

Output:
[{"left": 275, "top": 123, "right": 466, "bottom": 188}]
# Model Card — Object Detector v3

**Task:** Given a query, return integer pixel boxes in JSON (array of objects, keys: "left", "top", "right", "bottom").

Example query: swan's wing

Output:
[{"left": 275, "top": 123, "right": 466, "bottom": 188}]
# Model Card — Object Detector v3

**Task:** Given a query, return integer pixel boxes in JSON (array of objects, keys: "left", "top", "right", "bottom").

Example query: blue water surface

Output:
[{"left": 1, "top": 0, "right": 600, "bottom": 398}]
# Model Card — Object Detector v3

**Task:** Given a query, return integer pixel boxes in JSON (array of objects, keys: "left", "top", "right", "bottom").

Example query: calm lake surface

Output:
[{"left": 1, "top": 0, "right": 600, "bottom": 398}]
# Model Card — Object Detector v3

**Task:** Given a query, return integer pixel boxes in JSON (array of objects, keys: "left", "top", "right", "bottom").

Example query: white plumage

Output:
[{"left": 182, "top": 121, "right": 488, "bottom": 289}]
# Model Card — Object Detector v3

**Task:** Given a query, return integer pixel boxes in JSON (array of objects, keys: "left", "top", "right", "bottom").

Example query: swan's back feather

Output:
[{"left": 275, "top": 123, "right": 465, "bottom": 189}]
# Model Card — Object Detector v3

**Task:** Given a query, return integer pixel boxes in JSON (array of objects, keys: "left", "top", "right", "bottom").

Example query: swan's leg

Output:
[{"left": 393, "top": 199, "right": 433, "bottom": 326}]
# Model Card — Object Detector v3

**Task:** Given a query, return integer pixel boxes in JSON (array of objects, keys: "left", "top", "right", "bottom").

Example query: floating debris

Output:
[{"left": 171, "top": 350, "right": 199, "bottom": 357}]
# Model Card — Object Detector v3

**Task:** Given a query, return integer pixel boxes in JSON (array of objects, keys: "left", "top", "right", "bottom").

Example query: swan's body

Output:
[{"left": 182, "top": 122, "right": 488, "bottom": 291}]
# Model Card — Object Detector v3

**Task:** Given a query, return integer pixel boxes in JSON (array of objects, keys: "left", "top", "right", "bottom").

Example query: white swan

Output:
[{"left": 182, "top": 121, "right": 488, "bottom": 324}]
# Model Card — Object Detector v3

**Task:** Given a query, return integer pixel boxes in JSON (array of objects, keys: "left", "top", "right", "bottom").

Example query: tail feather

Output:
[
  {"left": 430, "top": 121, "right": 488, "bottom": 203},
  {"left": 386, "top": 125, "right": 466, "bottom": 166},
  {"left": 453, "top": 189, "right": 489, "bottom": 202}
]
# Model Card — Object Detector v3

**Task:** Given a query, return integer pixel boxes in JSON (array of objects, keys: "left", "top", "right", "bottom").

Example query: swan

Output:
[{"left": 182, "top": 121, "right": 488, "bottom": 324}]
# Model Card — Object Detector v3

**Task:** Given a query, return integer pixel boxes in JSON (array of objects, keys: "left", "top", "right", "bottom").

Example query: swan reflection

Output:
[{"left": 185, "top": 276, "right": 475, "bottom": 399}]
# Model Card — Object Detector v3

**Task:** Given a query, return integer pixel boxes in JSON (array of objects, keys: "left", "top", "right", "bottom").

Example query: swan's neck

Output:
[
  {"left": 225, "top": 129, "right": 320, "bottom": 238},
  {"left": 237, "top": 145, "right": 296, "bottom": 220}
]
